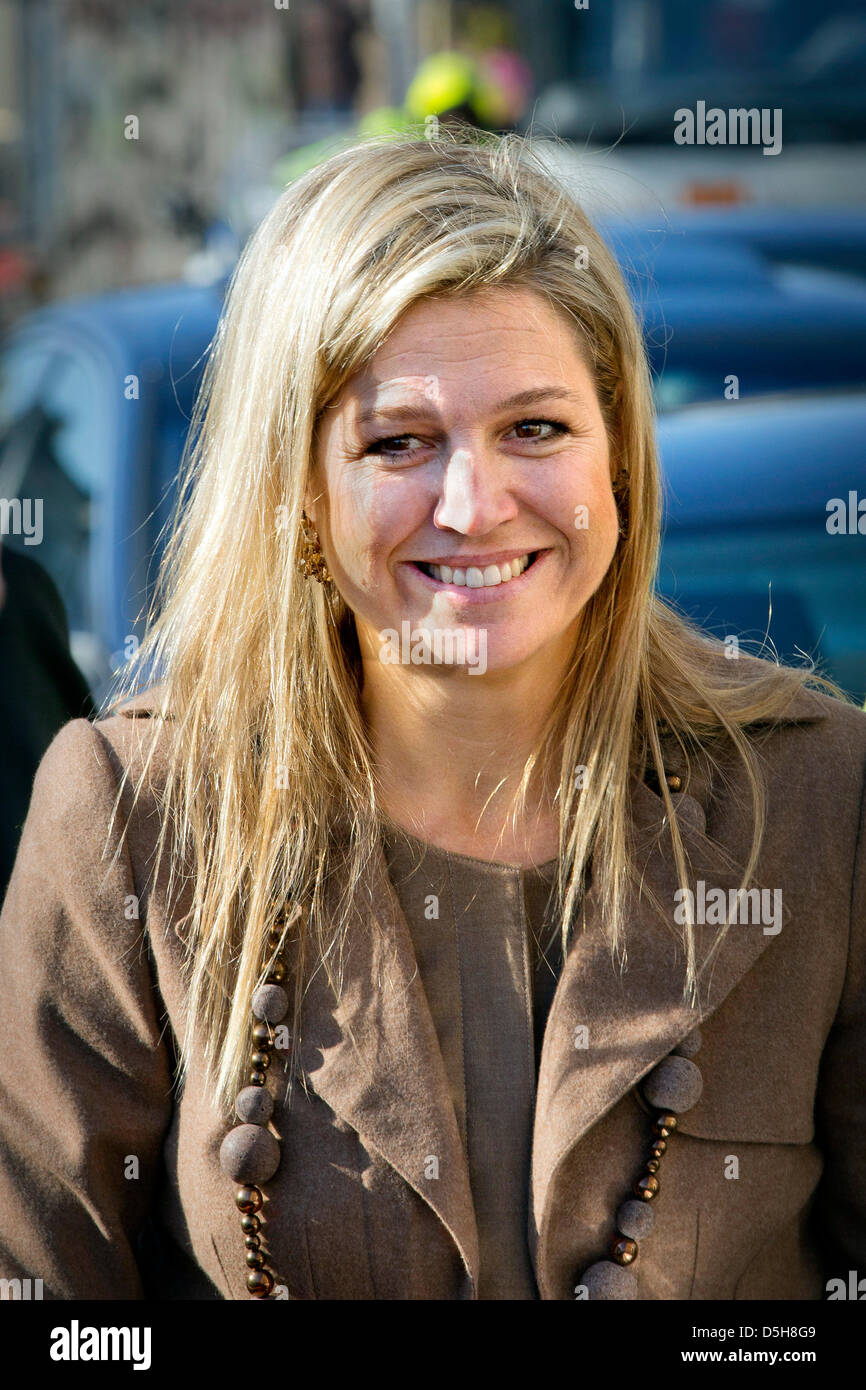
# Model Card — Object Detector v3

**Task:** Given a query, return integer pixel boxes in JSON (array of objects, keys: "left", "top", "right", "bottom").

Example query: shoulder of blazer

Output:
[
  {"left": 87, "top": 685, "right": 179, "bottom": 801},
  {"left": 650, "top": 655, "right": 866, "bottom": 817},
  {"left": 111, "top": 684, "right": 175, "bottom": 720}
]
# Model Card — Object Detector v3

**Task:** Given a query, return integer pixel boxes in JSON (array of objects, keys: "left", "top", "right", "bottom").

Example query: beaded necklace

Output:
[
  {"left": 218, "top": 919, "right": 292, "bottom": 1297},
  {"left": 218, "top": 908, "right": 704, "bottom": 1301}
]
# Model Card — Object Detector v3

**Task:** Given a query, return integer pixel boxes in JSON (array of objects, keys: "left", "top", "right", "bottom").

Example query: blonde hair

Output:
[{"left": 104, "top": 129, "right": 845, "bottom": 1113}]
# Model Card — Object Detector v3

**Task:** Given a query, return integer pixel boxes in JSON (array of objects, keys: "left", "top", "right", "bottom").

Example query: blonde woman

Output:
[{"left": 0, "top": 133, "right": 863, "bottom": 1303}]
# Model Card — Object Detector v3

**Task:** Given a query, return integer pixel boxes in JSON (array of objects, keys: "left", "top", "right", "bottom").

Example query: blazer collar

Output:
[{"left": 275, "top": 686, "right": 829, "bottom": 1298}]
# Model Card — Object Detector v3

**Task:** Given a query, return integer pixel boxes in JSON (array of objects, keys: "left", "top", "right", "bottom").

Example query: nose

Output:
[{"left": 433, "top": 446, "right": 519, "bottom": 534}]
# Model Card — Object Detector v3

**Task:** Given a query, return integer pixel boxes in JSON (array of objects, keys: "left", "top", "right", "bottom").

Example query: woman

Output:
[{"left": 0, "top": 132, "right": 863, "bottom": 1302}]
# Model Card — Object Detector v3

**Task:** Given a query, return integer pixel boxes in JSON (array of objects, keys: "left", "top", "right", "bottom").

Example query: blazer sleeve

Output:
[
  {"left": 0, "top": 717, "right": 175, "bottom": 1299},
  {"left": 812, "top": 748, "right": 866, "bottom": 1281}
]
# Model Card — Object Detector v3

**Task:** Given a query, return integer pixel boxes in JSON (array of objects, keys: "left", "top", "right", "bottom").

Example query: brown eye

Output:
[
  {"left": 509, "top": 419, "right": 567, "bottom": 440},
  {"left": 367, "top": 434, "right": 421, "bottom": 456}
]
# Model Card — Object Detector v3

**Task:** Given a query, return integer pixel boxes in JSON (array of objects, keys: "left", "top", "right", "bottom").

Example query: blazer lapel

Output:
[
  {"left": 297, "top": 840, "right": 480, "bottom": 1293},
  {"left": 530, "top": 693, "right": 826, "bottom": 1296}
]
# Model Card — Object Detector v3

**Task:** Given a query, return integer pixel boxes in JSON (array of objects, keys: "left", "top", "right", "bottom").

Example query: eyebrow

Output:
[{"left": 354, "top": 386, "right": 587, "bottom": 427}]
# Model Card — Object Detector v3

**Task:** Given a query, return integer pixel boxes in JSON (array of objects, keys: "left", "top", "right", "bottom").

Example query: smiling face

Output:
[{"left": 309, "top": 286, "right": 620, "bottom": 680}]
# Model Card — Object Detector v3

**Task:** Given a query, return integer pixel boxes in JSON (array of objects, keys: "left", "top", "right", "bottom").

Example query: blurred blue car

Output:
[
  {"left": 1, "top": 223, "right": 864, "bottom": 704},
  {"left": 657, "top": 390, "right": 866, "bottom": 703},
  {"left": 617, "top": 209, "right": 866, "bottom": 280},
  {"left": 0, "top": 281, "right": 221, "bottom": 699},
  {"left": 601, "top": 217, "right": 866, "bottom": 409}
]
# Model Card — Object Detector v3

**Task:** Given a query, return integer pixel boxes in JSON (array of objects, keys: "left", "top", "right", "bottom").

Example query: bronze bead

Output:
[
  {"left": 247, "top": 1269, "right": 274, "bottom": 1298},
  {"left": 251, "top": 1022, "right": 273, "bottom": 1048},
  {"left": 666, "top": 774, "right": 682, "bottom": 791},
  {"left": 240, "top": 1214, "right": 261, "bottom": 1234},
  {"left": 236, "top": 1185, "right": 263, "bottom": 1214},
  {"left": 610, "top": 1236, "right": 638, "bottom": 1265},
  {"left": 251, "top": 1050, "right": 271, "bottom": 1070},
  {"left": 246, "top": 1250, "right": 266, "bottom": 1270},
  {"left": 646, "top": 1159, "right": 660, "bottom": 1174},
  {"left": 244, "top": 1235, "right": 261, "bottom": 1251},
  {"left": 633, "top": 1173, "right": 660, "bottom": 1201},
  {"left": 654, "top": 1113, "right": 678, "bottom": 1137},
  {"left": 267, "top": 960, "right": 287, "bottom": 984},
  {"left": 650, "top": 1139, "right": 666, "bottom": 1158},
  {"left": 249, "top": 1069, "right": 266, "bottom": 1086}
]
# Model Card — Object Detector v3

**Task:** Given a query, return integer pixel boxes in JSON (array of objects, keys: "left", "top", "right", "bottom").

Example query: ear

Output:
[{"left": 303, "top": 493, "right": 320, "bottom": 528}]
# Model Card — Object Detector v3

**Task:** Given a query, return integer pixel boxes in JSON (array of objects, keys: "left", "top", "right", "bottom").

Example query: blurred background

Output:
[{"left": 0, "top": 0, "right": 865, "bottom": 895}]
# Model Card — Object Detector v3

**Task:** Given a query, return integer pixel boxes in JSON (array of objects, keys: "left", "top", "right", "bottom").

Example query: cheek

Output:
[
  {"left": 536, "top": 450, "right": 618, "bottom": 554},
  {"left": 326, "top": 469, "right": 421, "bottom": 589}
]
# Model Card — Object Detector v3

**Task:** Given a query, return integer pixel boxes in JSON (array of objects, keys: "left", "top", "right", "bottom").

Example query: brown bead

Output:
[
  {"left": 249, "top": 1070, "right": 266, "bottom": 1086},
  {"left": 244, "top": 1235, "right": 261, "bottom": 1251},
  {"left": 646, "top": 1159, "right": 660, "bottom": 1173},
  {"left": 251, "top": 1050, "right": 271, "bottom": 1070},
  {"left": 650, "top": 1139, "right": 666, "bottom": 1158},
  {"left": 236, "top": 1085, "right": 274, "bottom": 1125},
  {"left": 578, "top": 1261, "right": 638, "bottom": 1300},
  {"left": 251, "top": 1022, "right": 273, "bottom": 1049},
  {"left": 267, "top": 960, "right": 287, "bottom": 984},
  {"left": 654, "top": 1114, "right": 678, "bottom": 1137},
  {"left": 252, "top": 983, "right": 289, "bottom": 1025},
  {"left": 673, "top": 1028, "right": 703, "bottom": 1059},
  {"left": 220, "top": 1124, "right": 281, "bottom": 1184},
  {"left": 616, "top": 1200, "right": 654, "bottom": 1241},
  {"left": 643, "top": 1057, "right": 703, "bottom": 1114},
  {"left": 240, "top": 1214, "right": 261, "bottom": 1234},
  {"left": 247, "top": 1270, "right": 274, "bottom": 1298},
  {"left": 246, "top": 1250, "right": 266, "bottom": 1270},
  {"left": 236, "top": 1185, "right": 263, "bottom": 1214},
  {"left": 633, "top": 1173, "right": 660, "bottom": 1201},
  {"left": 610, "top": 1236, "right": 638, "bottom": 1265}
]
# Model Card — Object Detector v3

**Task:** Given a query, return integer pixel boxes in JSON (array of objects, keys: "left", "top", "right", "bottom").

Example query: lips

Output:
[
  {"left": 406, "top": 549, "right": 546, "bottom": 592},
  {"left": 416, "top": 552, "right": 534, "bottom": 588}
]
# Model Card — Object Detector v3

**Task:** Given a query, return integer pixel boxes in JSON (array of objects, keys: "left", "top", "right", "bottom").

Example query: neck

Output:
[{"left": 359, "top": 637, "right": 571, "bottom": 864}]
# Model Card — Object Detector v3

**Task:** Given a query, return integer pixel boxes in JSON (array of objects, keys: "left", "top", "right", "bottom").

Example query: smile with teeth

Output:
[{"left": 416, "top": 552, "right": 537, "bottom": 587}]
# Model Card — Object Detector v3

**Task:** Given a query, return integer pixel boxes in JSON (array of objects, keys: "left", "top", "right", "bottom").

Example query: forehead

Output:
[
  {"left": 337, "top": 286, "right": 595, "bottom": 415},
  {"left": 379, "top": 286, "right": 583, "bottom": 363}
]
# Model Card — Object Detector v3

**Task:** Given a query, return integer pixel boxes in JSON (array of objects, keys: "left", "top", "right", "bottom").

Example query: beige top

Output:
[{"left": 382, "top": 826, "right": 562, "bottom": 1299}]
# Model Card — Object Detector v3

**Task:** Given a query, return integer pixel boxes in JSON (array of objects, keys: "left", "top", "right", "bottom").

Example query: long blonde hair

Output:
[{"left": 104, "top": 129, "right": 844, "bottom": 1113}]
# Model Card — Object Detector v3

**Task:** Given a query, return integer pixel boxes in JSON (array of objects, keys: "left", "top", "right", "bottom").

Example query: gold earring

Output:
[{"left": 299, "top": 510, "right": 333, "bottom": 586}]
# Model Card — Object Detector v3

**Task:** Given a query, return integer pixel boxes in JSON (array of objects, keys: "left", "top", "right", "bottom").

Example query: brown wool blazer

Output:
[{"left": 0, "top": 667, "right": 865, "bottom": 1300}]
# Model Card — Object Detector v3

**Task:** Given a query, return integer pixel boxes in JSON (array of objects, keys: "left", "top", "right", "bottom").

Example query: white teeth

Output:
[{"left": 425, "top": 553, "right": 531, "bottom": 586}]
